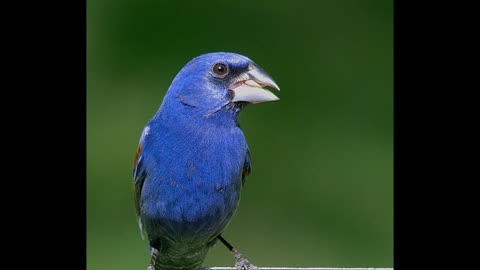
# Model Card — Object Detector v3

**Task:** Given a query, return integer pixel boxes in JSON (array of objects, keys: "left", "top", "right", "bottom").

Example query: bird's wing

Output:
[
  {"left": 241, "top": 148, "right": 252, "bottom": 187},
  {"left": 132, "top": 126, "right": 149, "bottom": 239}
]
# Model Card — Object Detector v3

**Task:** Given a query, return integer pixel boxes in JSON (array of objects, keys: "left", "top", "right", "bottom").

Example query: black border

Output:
[
  {"left": 12, "top": 0, "right": 87, "bottom": 268},
  {"left": 394, "top": 1, "right": 462, "bottom": 269}
]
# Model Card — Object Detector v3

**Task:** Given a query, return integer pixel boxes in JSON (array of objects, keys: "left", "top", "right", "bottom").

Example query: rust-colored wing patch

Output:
[
  {"left": 132, "top": 126, "right": 150, "bottom": 239},
  {"left": 133, "top": 143, "right": 143, "bottom": 169}
]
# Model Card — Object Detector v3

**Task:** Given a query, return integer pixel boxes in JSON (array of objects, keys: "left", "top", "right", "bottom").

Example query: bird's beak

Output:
[{"left": 229, "top": 64, "right": 280, "bottom": 104}]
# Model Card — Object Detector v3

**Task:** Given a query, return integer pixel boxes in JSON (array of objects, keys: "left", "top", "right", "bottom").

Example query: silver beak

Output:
[{"left": 229, "top": 64, "right": 280, "bottom": 104}]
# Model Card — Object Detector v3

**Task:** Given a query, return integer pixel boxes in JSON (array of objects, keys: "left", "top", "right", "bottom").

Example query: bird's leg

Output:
[
  {"left": 217, "top": 235, "right": 258, "bottom": 270},
  {"left": 146, "top": 247, "right": 160, "bottom": 270}
]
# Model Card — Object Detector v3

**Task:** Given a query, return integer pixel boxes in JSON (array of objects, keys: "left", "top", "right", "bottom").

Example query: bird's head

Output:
[{"left": 160, "top": 52, "right": 280, "bottom": 121}]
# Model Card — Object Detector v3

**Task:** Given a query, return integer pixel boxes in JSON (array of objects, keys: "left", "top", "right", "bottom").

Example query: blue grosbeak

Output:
[{"left": 133, "top": 52, "right": 280, "bottom": 270}]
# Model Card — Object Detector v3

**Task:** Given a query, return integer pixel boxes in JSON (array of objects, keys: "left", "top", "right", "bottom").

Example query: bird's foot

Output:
[
  {"left": 232, "top": 248, "right": 258, "bottom": 270},
  {"left": 146, "top": 247, "right": 159, "bottom": 270}
]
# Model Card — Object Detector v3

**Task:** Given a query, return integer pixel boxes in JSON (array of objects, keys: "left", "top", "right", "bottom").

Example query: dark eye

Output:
[{"left": 212, "top": 63, "right": 228, "bottom": 77}]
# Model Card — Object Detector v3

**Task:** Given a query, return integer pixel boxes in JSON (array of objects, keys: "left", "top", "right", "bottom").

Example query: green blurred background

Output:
[{"left": 87, "top": 0, "right": 393, "bottom": 269}]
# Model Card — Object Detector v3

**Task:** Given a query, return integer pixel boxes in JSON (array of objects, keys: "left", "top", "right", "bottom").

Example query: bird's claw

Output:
[
  {"left": 235, "top": 257, "right": 257, "bottom": 270},
  {"left": 232, "top": 248, "right": 257, "bottom": 270}
]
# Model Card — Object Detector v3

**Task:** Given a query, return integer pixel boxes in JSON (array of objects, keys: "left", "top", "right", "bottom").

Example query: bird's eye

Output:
[{"left": 212, "top": 63, "right": 228, "bottom": 77}]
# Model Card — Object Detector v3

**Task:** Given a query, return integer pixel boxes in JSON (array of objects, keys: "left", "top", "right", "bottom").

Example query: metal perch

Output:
[{"left": 198, "top": 267, "right": 393, "bottom": 270}]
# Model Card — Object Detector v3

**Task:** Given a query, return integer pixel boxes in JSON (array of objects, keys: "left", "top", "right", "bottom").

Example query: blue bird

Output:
[{"left": 132, "top": 52, "right": 280, "bottom": 270}]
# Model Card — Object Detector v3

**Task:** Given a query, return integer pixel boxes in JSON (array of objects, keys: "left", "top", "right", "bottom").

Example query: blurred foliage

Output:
[{"left": 87, "top": 0, "right": 393, "bottom": 269}]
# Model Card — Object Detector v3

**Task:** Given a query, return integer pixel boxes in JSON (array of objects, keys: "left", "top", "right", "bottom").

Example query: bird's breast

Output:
[{"left": 141, "top": 125, "right": 247, "bottom": 241}]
